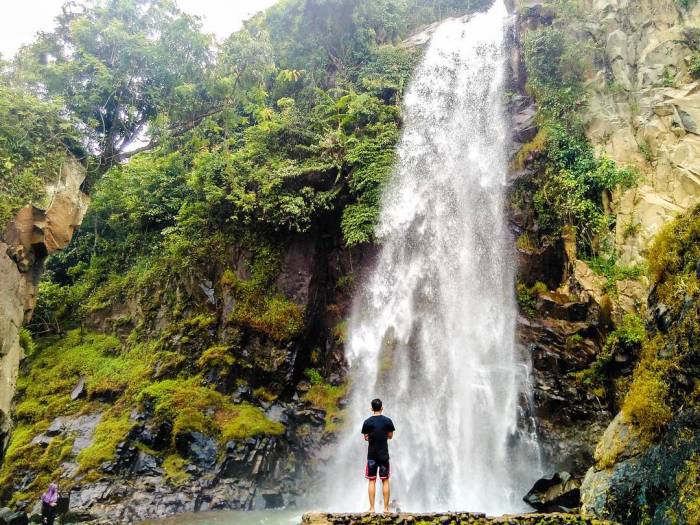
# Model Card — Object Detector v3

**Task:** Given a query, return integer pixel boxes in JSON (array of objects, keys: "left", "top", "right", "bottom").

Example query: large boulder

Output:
[
  {"left": 0, "top": 508, "right": 28, "bottom": 525},
  {"left": 523, "top": 471, "right": 582, "bottom": 512}
]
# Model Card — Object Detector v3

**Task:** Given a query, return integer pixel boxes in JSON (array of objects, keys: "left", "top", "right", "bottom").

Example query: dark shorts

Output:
[{"left": 365, "top": 459, "right": 390, "bottom": 480}]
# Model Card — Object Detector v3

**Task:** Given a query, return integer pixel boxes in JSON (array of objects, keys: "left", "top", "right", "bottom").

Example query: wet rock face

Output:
[
  {"left": 581, "top": 410, "right": 700, "bottom": 524},
  {"left": 0, "top": 159, "right": 88, "bottom": 451},
  {"left": 523, "top": 471, "right": 581, "bottom": 513},
  {"left": 517, "top": 287, "right": 611, "bottom": 477},
  {"left": 65, "top": 434, "right": 303, "bottom": 522},
  {"left": 175, "top": 432, "right": 218, "bottom": 469}
]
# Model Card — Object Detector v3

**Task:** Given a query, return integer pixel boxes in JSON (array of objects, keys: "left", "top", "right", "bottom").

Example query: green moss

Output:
[
  {"left": 220, "top": 269, "right": 238, "bottom": 287},
  {"left": 676, "top": 453, "right": 700, "bottom": 524},
  {"left": 18, "top": 328, "right": 36, "bottom": 355},
  {"left": 173, "top": 408, "right": 208, "bottom": 438},
  {"left": 516, "top": 232, "right": 538, "bottom": 253},
  {"left": 622, "top": 342, "right": 673, "bottom": 439},
  {"left": 220, "top": 244, "right": 306, "bottom": 343},
  {"left": 219, "top": 403, "right": 285, "bottom": 441},
  {"left": 253, "top": 387, "right": 278, "bottom": 403},
  {"left": 14, "top": 398, "right": 46, "bottom": 423},
  {"left": 514, "top": 128, "right": 548, "bottom": 171},
  {"left": 647, "top": 204, "right": 700, "bottom": 302},
  {"left": 77, "top": 411, "right": 133, "bottom": 471},
  {"left": 618, "top": 204, "right": 700, "bottom": 444},
  {"left": 21, "top": 330, "right": 151, "bottom": 404},
  {"left": 163, "top": 454, "right": 190, "bottom": 486},
  {"left": 179, "top": 313, "right": 217, "bottom": 335},
  {"left": 0, "top": 425, "right": 74, "bottom": 506},
  {"left": 138, "top": 378, "right": 285, "bottom": 443},
  {"left": 196, "top": 345, "right": 235, "bottom": 369},
  {"left": 331, "top": 320, "right": 348, "bottom": 344},
  {"left": 152, "top": 351, "right": 188, "bottom": 378},
  {"left": 303, "top": 381, "right": 349, "bottom": 432}
]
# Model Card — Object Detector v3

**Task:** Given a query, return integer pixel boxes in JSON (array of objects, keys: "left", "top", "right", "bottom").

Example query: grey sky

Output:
[{"left": 0, "top": 0, "right": 280, "bottom": 59}]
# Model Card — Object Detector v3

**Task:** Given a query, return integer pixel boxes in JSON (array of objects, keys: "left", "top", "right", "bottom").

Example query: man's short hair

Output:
[{"left": 371, "top": 398, "right": 383, "bottom": 411}]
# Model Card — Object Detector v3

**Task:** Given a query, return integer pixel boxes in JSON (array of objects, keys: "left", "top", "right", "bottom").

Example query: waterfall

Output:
[{"left": 322, "top": 0, "right": 542, "bottom": 515}]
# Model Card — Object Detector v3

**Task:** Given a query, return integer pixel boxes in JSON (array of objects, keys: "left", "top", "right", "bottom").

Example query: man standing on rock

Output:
[{"left": 362, "top": 398, "right": 395, "bottom": 513}]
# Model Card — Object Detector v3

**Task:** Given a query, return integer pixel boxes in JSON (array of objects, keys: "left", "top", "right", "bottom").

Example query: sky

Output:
[{"left": 0, "top": 0, "right": 280, "bottom": 59}]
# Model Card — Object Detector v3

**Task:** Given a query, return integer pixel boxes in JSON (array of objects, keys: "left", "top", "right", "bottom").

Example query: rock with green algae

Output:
[{"left": 301, "top": 512, "right": 620, "bottom": 525}]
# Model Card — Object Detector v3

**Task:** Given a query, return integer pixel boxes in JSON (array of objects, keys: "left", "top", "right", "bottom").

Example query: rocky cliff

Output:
[
  {"left": 582, "top": 0, "right": 700, "bottom": 261},
  {"left": 512, "top": 0, "right": 700, "bottom": 523},
  {"left": 0, "top": 158, "right": 89, "bottom": 453}
]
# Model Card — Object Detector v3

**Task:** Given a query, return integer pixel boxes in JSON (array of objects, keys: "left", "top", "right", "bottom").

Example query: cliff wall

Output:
[{"left": 0, "top": 159, "right": 88, "bottom": 451}]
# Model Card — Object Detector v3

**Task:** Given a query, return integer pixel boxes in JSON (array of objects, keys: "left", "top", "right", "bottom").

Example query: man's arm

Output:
[
  {"left": 387, "top": 432, "right": 393, "bottom": 440},
  {"left": 364, "top": 434, "right": 369, "bottom": 441}
]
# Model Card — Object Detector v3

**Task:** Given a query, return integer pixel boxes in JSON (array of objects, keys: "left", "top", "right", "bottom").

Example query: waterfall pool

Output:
[{"left": 139, "top": 509, "right": 304, "bottom": 525}]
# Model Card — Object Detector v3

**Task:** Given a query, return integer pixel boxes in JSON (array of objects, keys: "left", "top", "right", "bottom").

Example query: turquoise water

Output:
[{"left": 140, "top": 510, "right": 305, "bottom": 525}]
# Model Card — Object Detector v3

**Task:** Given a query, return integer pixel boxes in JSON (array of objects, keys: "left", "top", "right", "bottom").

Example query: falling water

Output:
[{"left": 323, "top": 0, "right": 541, "bottom": 515}]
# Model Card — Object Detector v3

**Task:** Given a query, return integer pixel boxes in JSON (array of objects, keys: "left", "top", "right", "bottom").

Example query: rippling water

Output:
[{"left": 139, "top": 510, "right": 304, "bottom": 525}]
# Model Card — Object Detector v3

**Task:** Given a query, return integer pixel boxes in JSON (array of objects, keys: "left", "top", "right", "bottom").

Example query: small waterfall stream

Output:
[{"left": 323, "top": 1, "right": 541, "bottom": 515}]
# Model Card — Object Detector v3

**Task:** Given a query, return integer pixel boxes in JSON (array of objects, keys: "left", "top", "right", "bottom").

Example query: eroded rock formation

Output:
[
  {"left": 582, "top": 0, "right": 700, "bottom": 260},
  {"left": 0, "top": 158, "right": 89, "bottom": 450}
]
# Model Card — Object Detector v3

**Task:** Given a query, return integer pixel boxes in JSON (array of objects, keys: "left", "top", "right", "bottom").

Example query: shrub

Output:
[
  {"left": 605, "top": 314, "right": 645, "bottom": 356},
  {"left": 305, "top": 368, "right": 324, "bottom": 385},
  {"left": 689, "top": 53, "right": 700, "bottom": 80},
  {"left": 230, "top": 294, "right": 304, "bottom": 342},
  {"left": 516, "top": 281, "right": 548, "bottom": 317},
  {"left": 586, "top": 252, "right": 646, "bottom": 294}
]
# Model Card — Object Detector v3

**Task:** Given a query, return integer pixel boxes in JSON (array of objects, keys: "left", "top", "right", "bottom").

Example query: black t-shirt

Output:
[{"left": 361, "top": 414, "right": 395, "bottom": 462}]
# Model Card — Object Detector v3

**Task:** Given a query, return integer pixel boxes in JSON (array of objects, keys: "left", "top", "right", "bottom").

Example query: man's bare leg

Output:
[
  {"left": 368, "top": 479, "right": 376, "bottom": 512},
  {"left": 382, "top": 479, "right": 390, "bottom": 512}
]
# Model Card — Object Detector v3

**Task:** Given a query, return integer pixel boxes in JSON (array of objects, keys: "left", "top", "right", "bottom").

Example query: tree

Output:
[
  {"left": 0, "top": 79, "right": 82, "bottom": 229},
  {"left": 13, "top": 0, "right": 215, "bottom": 174}
]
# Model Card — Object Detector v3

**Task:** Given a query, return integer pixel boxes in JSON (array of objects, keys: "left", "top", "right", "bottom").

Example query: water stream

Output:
[{"left": 322, "top": 1, "right": 541, "bottom": 515}]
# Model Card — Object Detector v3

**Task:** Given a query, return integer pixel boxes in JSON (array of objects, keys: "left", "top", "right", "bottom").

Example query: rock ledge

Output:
[{"left": 302, "top": 512, "right": 619, "bottom": 525}]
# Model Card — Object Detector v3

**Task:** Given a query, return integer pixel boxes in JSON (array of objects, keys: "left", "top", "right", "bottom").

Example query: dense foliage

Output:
[
  {"left": 0, "top": 81, "right": 82, "bottom": 230},
  {"left": 28, "top": 0, "right": 498, "bottom": 332}
]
